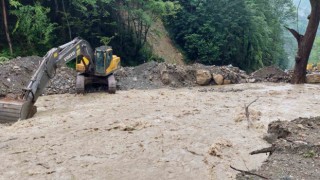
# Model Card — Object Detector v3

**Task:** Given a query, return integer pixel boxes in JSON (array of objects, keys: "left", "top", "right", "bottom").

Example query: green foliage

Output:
[
  {"left": 139, "top": 45, "right": 165, "bottom": 63},
  {"left": 166, "top": 0, "right": 295, "bottom": 71},
  {"left": 1, "top": 0, "right": 295, "bottom": 70},
  {"left": 10, "top": 3, "right": 56, "bottom": 53},
  {"left": 99, "top": 36, "right": 115, "bottom": 46},
  {"left": 110, "top": 0, "right": 180, "bottom": 65},
  {"left": 309, "top": 36, "right": 320, "bottom": 64},
  {"left": 303, "top": 150, "right": 316, "bottom": 158},
  {"left": 0, "top": 56, "right": 10, "bottom": 64}
]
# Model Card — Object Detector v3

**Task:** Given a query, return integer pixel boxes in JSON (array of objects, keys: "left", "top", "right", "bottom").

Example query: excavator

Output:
[{"left": 0, "top": 37, "right": 120, "bottom": 122}]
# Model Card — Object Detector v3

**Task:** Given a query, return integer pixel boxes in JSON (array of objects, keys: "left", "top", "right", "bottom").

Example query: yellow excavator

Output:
[{"left": 0, "top": 37, "right": 120, "bottom": 122}]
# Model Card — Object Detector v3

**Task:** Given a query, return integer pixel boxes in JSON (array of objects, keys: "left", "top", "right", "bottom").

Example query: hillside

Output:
[{"left": 147, "top": 20, "right": 184, "bottom": 65}]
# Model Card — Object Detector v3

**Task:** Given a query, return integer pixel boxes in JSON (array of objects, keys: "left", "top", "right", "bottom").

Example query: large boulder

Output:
[
  {"left": 306, "top": 74, "right": 320, "bottom": 83},
  {"left": 196, "top": 70, "right": 212, "bottom": 85},
  {"left": 213, "top": 74, "right": 224, "bottom": 85}
]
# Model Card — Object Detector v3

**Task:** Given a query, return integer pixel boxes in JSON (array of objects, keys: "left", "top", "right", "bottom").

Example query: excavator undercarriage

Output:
[{"left": 75, "top": 73, "right": 116, "bottom": 94}]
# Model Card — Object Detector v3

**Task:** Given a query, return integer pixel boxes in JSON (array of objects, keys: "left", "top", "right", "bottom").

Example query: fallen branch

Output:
[
  {"left": 230, "top": 165, "right": 269, "bottom": 179},
  {"left": 250, "top": 145, "right": 276, "bottom": 156},
  {"left": 244, "top": 98, "right": 259, "bottom": 128}
]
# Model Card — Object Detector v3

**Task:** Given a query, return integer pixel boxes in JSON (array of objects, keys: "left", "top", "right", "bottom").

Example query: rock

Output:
[
  {"left": 13, "top": 66, "right": 21, "bottom": 71},
  {"left": 306, "top": 74, "right": 320, "bottom": 83},
  {"left": 213, "top": 74, "right": 224, "bottom": 85},
  {"left": 248, "top": 78, "right": 256, "bottom": 83},
  {"left": 196, "top": 70, "right": 212, "bottom": 85},
  {"left": 223, "top": 79, "right": 231, "bottom": 85},
  {"left": 239, "top": 79, "right": 247, "bottom": 84},
  {"left": 160, "top": 71, "right": 171, "bottom": 85}
]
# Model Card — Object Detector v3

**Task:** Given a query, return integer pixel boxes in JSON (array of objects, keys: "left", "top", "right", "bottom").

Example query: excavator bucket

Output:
[{"left": 0, "top": 98, "right": 36, "bottom": 123}]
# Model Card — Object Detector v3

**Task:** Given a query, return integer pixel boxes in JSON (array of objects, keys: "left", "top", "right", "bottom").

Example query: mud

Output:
[
  {"left": 1, "top": 83, "right": 320, "bottom": 179},
  {"left": 237, "top": 117, "right": 320, "bottom": 180}
]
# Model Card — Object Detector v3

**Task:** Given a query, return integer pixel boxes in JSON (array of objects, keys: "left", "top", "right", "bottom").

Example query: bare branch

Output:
[
  {"left": 250, "top": 145, "right": 276, "bottom": 156},
  {"left": 244, "top": 98, "right": 259, "bottom": 128},
  {"left": 284, "top": 26, "right": 303, "bottom": 42},
  {"left": 230, "top": 166, "right": 269, "bottom": 179}
]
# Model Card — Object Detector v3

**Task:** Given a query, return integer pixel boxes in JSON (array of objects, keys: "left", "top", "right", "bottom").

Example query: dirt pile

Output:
[
  {"left": 250, "top": 66, "right": 291, "bottom": 83},
  {"left": 237, "top": 117, "right": 320, "bottom": 180},
  {"left": 1, "top": 56, "right": 291, "bottom": 96},
  {"left": 0, "top": 56, "right": 42, "bottom": 97},
  {"left": 115, "top": 62, "right": 250, "bottom": 90},
  {"left": 0, "top": 56, "right": 76, "bottom": 96}
]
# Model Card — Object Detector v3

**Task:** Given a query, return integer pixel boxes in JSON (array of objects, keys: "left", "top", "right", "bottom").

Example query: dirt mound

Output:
[
  {"left": 0, "top": 56, "right": 42, "bottom": 97},
  {"left": 250, "top": 66, "right": 291, "bottom": 83},
  {"left": 115, "top": 62, "right": 249, "bottom": 90},
  {"left": 1, "top": 57, "right": 252, "bottom": 96},
  {"left": 0, "top": 56, "right": 76, "bottom": 96},
  {"left": 237, "top": 117, "right": 320, "bottom": 180}
]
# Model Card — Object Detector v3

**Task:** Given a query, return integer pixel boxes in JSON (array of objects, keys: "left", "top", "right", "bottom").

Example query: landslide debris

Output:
[
  {"left": 237, "top": 117, "right": 320, "bottom": 180},
  {"left": 115, "top": 62, "right": 250, "bottom": 90},
  {"left": 0, "top": 56, "right": 76, "bottom": 96},
  {"left": 0, "top": 56, "right": 42, "bottom": 97},
  {"left": 0, "top": 56, "right": 290, "bottom": 97},
  {"left": 250, "top": 66, "right": 291, "bottom": 83}
]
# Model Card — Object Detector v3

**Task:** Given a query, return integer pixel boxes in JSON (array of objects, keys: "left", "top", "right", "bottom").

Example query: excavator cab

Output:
[
  {"left": 94, "top": 46, "right": 112, "bottom": 76},
  {"left": 94, "top": 46, "right": 120, "bottom": 76}
]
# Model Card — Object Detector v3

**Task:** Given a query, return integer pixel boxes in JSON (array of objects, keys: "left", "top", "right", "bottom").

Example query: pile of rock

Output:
[
  {"left": 1, "top": 57, "right": 293, "bottom": 97},
  {"left": 0, "top": 56, "right": 42, "bottom": 96},
  {"left": 250, "top": 66, "right": 291, "bottom": 83},
  {"left": 115, "top": 62, "right": 250, "bottom": 90},
  {"left": 45, "top": 66, "right": 77, "bottom": 95},
  {"left": 0, "top": 56, "right": 76, "bottom": 96},
  {"left": 195, "top": 65, "right": 249, "bottom": 86}
]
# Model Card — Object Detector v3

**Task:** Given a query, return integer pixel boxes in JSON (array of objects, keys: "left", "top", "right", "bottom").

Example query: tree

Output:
[
  {"left": 287, "top": 0, "right": 320, "bottom": 84},
  {"left": 1, "top": 0, "right": 13, "bottom": 54},
  {"left": 10, "top": 2, "right": 55, "bottom": 53},
  {"left": 111, "top": 0, "right": 179, "bottom": 65},
  {"left": 166, "top": 0, "right": 294, "bottom": 71}
]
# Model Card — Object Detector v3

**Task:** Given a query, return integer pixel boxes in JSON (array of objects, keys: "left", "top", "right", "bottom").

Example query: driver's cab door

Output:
[{"left": 94, "top": 46, "right": 112, "bottom": 76}]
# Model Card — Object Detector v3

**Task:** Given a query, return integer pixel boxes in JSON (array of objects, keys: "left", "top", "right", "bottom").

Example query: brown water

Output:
[{"left": 1, "top": 83, "right": 320, "bottom": 179}]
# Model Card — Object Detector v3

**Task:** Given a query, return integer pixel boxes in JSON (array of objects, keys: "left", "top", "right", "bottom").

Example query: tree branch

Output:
[
  {"left": 250, "top": 145, "right": 276, "bottom": 156},
  {"left": 244, "top": 98, "right": 259, "bottom": 128},
  {"left": 284, "top": 26, "right": 303, "bottom": 42},
  {"left": 230, "top": 166, "right": 269, "bottom": 179}
]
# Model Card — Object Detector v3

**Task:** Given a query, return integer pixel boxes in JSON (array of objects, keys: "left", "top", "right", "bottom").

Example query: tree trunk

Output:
[
  {"left": 1, "top": 0, "right": 13, "bottom": 55},
  {"left": 62, "top": 0, "right": 72, "bottom": 40},
  {"left": 53, "top": 0, "right": 59, "bottom": 21},
  {"left": 290, "top": 0, "right": 320, "bottom": 84}
]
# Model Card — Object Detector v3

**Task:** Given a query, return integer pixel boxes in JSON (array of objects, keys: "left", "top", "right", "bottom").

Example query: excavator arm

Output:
[{"left": 0, "top": 37, "right": 94, "bottom": 122}]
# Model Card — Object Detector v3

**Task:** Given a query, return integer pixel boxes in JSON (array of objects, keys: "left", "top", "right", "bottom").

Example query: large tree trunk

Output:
[
  {"left": 289, "top": 0, "right": 320, "bottom": 84},
  {"left": 1, "top": 0, "right": 13, "bottom": 55}
]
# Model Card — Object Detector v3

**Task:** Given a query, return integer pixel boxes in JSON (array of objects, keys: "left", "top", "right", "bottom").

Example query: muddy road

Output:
[{"left": 1, "top": 83, "right": 320, "bottom": 179}]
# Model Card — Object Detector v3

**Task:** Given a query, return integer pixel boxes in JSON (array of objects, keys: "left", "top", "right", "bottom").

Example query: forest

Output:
[{"left": 0, "top": 0, "right": 301, "bottom": 71}]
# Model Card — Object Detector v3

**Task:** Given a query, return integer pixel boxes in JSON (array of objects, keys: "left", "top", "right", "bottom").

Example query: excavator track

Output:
[
  {"left": 107, "top": 74, "right": 116, "bottom": 94},
  {"left": 76, "top": 74, "right": 85, "bottom": 94}
]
